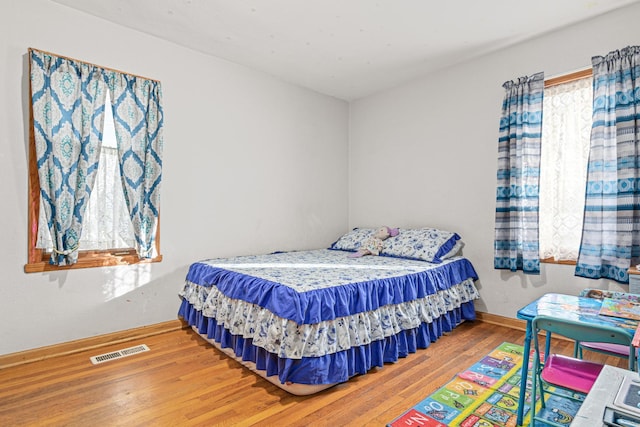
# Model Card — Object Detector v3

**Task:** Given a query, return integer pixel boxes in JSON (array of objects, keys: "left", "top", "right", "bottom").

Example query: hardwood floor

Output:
[{"left": 0, "top": 321, "right": 628, "bottom": 426}]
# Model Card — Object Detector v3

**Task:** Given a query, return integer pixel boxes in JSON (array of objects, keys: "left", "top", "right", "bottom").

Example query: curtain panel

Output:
[
  {"left": 105, "top": 71, "right": 164, "bottom": 259},
  {"left": 30, "top": 49, "right": 163, "bottom": 265},
  {"left": 494, "top": 72, "right": 544, "bottom": 274},
  {"left": 30, "top": 50, "right": 108, "bottom": 265},
  {"left": 575, "top": 46, "right": 640, "bottom": 283}
]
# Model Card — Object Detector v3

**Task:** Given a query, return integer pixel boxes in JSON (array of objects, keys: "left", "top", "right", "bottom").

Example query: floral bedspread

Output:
[
  {"left": 180, "top": 249, "right": 480, "bottom": 359},
  {"left": 190, "top": 249, "right": 465, "bottom": 291}
]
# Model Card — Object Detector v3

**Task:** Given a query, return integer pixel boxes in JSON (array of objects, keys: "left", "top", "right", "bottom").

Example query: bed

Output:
[{"left": 178, "top": 227, "right": 480, "bottom": 395}]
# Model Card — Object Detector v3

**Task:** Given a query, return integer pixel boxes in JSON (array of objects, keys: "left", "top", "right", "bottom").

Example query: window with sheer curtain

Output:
[
  {"left": 539, "top": 72, "right": 592, "bottom": 262},
  {"left": 26, "top": 48, "right": 163, "bottom": 272},
  {"left": 36, "top": 90, "right": 136, "bottom": 252}
]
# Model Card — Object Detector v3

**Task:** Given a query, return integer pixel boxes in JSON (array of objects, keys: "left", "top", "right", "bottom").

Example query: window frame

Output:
[
  {"left": 539, "top": 68, "right": 592, "bottom": 266},
  {"left": 24, "top": 54, "right": 162, "bottom": 273}
]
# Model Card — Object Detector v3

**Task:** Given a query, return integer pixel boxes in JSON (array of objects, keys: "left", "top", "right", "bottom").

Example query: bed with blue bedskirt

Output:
[{"left": 178, "top": 242, "right": 479, "bottom": 395}]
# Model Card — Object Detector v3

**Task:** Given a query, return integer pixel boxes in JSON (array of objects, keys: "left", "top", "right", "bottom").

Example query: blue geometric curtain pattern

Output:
[
  {"left": 494, "top": 72, "right": 544, "bottom": 274},
  {"left": 575, "top": 46, "right": 640, "bottom": 284},
  {"left": 105, "top": 71, "right": 163, "bottom": 259},
  {"left": 30, "top": 49, "right": 108, "bottom": 265}
]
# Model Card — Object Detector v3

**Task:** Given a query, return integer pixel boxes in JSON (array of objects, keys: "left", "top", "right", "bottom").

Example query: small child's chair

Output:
[
  {"left": 530, "top": 315, "right": 635, "bottom": 427},
  {"left": 577, "top": 288, "right": 640, "bottom": 371}
]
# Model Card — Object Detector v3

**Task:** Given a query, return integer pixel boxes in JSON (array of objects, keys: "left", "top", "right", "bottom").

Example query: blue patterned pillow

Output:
[
  {"left": 329, "top": 228, "right": 376, "bottom": 252},
  {"left": 329, "top": 227, "right": 462, "bottom": 263},
  {"left": 380, "top": 228, "right": 461, "bottom": 263}
]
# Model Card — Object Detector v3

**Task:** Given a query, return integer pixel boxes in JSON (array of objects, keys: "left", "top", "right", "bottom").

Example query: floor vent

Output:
[{"left": 90, "top": 344, "right": 150, "bottom": 365}]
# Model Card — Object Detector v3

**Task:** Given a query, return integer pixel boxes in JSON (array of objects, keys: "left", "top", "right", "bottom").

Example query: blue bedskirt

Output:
[{"left": 179, "top": 297, "right": 475, "bottom": 385}]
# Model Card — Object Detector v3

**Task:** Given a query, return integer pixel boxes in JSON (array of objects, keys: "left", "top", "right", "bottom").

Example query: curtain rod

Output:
[{"left": 28, "top": 47, "right": 160, "bottom": 83}]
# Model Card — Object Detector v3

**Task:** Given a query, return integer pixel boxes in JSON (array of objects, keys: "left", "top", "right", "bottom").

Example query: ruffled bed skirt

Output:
[{"left": 178, "top": 298, "right": 475, "bottom": 385}]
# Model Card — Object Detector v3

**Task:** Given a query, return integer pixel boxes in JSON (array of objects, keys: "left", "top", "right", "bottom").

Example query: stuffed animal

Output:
[{"left": 348, "top": 226, "right": 399, "bottom": 258}]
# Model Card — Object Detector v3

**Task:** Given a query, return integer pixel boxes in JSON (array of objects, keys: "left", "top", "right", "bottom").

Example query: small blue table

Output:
[{"left": 515, "top": 293, "right": 639, "bottom": 426}]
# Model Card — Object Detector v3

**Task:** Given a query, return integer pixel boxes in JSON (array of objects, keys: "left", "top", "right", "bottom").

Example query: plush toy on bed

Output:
[{"left": 348, "top": 226, "right": 399, "bottom": 258}]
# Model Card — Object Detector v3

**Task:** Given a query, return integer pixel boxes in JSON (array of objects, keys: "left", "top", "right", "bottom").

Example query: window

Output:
[
  {"left": 539, "top": 69, "right": 593, "bottom": 264},
  {"left": 36, "top": 91, "right": 137, "bottom": 253},
  {"left": 25, "top": 49, "right": 163, "bottom": 272}
]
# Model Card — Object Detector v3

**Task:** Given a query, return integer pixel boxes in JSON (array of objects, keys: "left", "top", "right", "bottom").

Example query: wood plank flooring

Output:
[{"left": 0, "top": 321, "right": 628, "bottom": 426}]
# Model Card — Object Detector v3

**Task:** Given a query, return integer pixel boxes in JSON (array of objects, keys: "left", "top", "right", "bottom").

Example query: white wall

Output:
[
  {"left": 0, "top": 0, "right": 349, "bottom": 355},
  {"left": 349, "top": 3, "right": 640, "bottom": 318}
]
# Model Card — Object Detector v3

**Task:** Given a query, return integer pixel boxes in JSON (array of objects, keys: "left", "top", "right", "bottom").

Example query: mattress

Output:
[{"left": 178, "top": 248, "right": 479, "bottom": 393}]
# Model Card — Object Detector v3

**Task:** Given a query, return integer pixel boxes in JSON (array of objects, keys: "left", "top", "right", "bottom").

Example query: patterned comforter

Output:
[{"left": 178, "top": 249, "right": 480, "bottom": 384}]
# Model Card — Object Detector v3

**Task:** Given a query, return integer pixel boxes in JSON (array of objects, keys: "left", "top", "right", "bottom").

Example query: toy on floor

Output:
[{"left": 348, "top": 226, "right": 399, "bottom": 258}]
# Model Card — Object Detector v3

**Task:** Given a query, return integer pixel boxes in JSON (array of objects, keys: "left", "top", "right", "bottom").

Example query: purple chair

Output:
[{"left": 530, "top": 315, "right": 634, "bottom": 427}]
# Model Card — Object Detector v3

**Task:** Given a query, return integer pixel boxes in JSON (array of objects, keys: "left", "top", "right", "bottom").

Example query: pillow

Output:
[
  {"left": 329, "top": 227, "right": 463, "bottom": 263},
  {"left": 329, "top": 228, "right": 376, "bottom": 252},
  {"left": 440, "top": 239, "right": 465, "bottom": 260},
  {"left": 380, "top": 227, "right": 461, "bottom": 263}
]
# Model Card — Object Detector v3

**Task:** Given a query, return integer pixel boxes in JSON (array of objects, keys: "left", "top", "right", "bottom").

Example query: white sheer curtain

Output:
[
  {"left": 37, "top": 91, "right": 135, "bottom": 251},
  {"left": 539, "top": 77, "right": 592, "bottom": 261}
]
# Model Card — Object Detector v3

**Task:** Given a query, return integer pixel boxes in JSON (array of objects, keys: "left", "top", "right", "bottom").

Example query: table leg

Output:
[{"left": 517, "top": 320, "right": 532, "bottom": 426}]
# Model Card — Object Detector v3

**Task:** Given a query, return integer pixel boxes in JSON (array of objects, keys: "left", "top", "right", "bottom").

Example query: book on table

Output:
[{"left": 599, "top": 298, "right": 640, "bottom": 321}]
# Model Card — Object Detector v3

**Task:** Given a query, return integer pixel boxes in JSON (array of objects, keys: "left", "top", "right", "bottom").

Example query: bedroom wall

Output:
[
  {"left": 0, "top": 0, "right": 349, "bottom": 355},
  {"left": 349, "top": 3, "right": 640, "bottom": 318}
]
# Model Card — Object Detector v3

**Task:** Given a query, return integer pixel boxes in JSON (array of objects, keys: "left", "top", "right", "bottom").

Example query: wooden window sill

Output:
[
  {"left": 24, "top": 251, "right": 162, "bottom": 273},
  {"left": 540, "top": 257, "right": 577, "bottom": 266}
]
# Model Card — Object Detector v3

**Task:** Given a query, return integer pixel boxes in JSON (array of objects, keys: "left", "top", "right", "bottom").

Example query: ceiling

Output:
[{"left": 53, "top": 0, "right": 640, "bottom": 101}]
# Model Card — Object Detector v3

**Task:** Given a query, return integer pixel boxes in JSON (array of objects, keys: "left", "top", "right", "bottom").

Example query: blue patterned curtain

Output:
[
  {"left": 30, "top": 50, "right": 107, "bottom": 265},
  {"left": 105, "top": 72, "right": 163, "bottom": 259},
  {"left": 575, "top": 46, "right": 640, "bottom": 283},
  {"left": 494, "top": 72, "right": 544, "bottom": 274}
]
